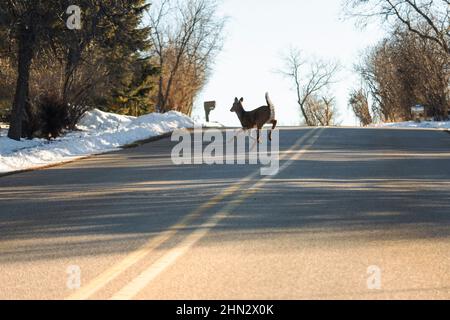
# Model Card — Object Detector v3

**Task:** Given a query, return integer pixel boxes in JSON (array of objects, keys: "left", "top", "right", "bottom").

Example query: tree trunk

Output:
[
  {"left": 8, "top": 24, "right": 35, "bottom": 141},
  {"left": 298, "top": 101, "right": 312, "bottom": 126},
  {"left": 156, "top": 56, "right": 164, "bottom": 113},
  {"left": 445, "top": 73, "right": 450, "bottom": 120},
  {"left": 157, "top": 73, "right": 164, "bottom": 113},
  {"left": 63, "top": 44, "right": 82, "bottom": 104}
]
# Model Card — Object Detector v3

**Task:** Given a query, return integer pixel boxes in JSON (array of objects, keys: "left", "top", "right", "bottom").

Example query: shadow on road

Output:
[{"left": 1, "top": 128, "right": 450, "bottom": 263}]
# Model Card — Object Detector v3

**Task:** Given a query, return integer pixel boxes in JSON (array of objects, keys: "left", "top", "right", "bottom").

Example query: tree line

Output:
[
  {"left": 0, "top": 0, "right": 225, "bottom": 141},
  {"left": 347, "top": 0, "right": 449, "bottom": 125},
  {"left": 280, "top": 0, "right": 449, "bottom": 127}
]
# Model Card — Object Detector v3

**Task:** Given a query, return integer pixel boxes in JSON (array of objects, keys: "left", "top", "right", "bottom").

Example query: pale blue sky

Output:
[{"left": 192, "top": 0, "right": 386, "bottom": 126}]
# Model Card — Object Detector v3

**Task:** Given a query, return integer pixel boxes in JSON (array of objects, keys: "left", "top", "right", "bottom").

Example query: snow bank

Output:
[
  {"left": 77, "top": 109, "right": 135, "bottom": 131},
  {"left": 0, "top": 109, "right": 194, "bottom": 174},
  {"left": 372, "top": 121, "right": 450, "bottom": 130},
  {"left": 202, "top": 121, "right": 225, "bottom": 128}
]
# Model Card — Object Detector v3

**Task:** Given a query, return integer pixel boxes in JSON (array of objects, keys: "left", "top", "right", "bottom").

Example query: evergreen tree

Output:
[
  {"left": 0, "top": 0, "right": 152, "bottom": 140},
  {"left": 110, "top": 56, "right": 157, "bottom": 116}
]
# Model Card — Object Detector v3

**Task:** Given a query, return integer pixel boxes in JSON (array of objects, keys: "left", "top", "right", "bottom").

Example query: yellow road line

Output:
[
  {"left": 65, "top": 183, "right": 249, "bottom": 300},
  {"left": 66, "top": 128, "right": 319, "bottom": 300},
  {"left": 110, "top": 129, "right": 323, "bottom": 300}
]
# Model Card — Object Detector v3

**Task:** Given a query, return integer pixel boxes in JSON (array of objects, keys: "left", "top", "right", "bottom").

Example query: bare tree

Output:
[
  {"left": 356, "top": 28, "right": 449, "bottom": 121},
  {"left": 321, "top": 96, "right": 338, "bottom": 126},
  {"left": 349, "top": 88, "right": 373, "bottom": 126},
  {"left": 345, "top": 0, "right": 450, "bottom": 55},
  {"left": 280, "top": 48, "right": 340, "bottom": 126},
  {"left": 305, "top": 95, "right": 339, "bottom": 126},
  {"left": 148, "top": 0, "right": 226, "bottom": 114}
]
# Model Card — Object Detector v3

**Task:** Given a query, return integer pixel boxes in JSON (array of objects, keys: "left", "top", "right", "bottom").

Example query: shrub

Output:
[
  {"left": 0, "top": 107, "right": 10, "bottom": 124},
  {"left": 37, "top": 95, "right": 71, "bottom": 139}
]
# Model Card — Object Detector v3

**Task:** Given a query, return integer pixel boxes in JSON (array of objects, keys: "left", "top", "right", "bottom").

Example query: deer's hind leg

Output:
[
  {"left": 268, "top": 120, "right": 277, "bottom": 141},
  {"left": 256, "top": 126, "right": 264, "bottom": 144}
]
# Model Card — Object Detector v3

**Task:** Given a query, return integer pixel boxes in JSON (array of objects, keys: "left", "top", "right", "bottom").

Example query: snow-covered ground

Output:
[
  {"left": 372, "top": 121, "right": 450, "bottom": 130},
  {"left": 0, "top": 109, "right": 194, "bottom": 174}
]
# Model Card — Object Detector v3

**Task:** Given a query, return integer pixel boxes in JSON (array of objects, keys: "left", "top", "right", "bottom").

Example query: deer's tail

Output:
[{"left": 265, "top": 92, "right": 276, "bottom": 121}]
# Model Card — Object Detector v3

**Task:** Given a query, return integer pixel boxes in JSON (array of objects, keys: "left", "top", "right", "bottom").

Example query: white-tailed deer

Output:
[{"left": 230, "top": 92, "right": 278, "bottom": 144}]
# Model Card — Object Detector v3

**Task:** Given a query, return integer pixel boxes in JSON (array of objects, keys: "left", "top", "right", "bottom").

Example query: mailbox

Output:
[
  {"left": 411, "top": 104, "right": 425, "bottom": 122},
  {"left": 204, "top": 101, "right": 216, "bottom": 122}
]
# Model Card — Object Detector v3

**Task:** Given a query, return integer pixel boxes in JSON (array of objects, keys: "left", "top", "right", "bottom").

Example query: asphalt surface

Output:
[{"left": 1, "top": 127, "right": 450, "bottom": 300}]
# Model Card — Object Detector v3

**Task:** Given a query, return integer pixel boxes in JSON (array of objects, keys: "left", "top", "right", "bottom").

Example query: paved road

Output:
[{"left": 1, "top": 127, "right": 450, "bottom": 300}]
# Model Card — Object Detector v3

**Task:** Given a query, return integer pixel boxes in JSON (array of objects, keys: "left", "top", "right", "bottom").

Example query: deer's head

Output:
[{"left": 230, "top": 97, "right": 244, "bottom": 113}]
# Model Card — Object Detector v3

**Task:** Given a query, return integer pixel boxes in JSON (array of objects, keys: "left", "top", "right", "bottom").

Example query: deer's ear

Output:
[
  {"left": 234, "top": 97, "right": 239, "bottom": 103},
  {"left": 240, "top": 97, "right": 244, "bottom": 102}
]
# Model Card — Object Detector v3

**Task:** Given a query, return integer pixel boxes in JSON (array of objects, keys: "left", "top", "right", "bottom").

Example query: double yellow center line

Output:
[{"left": 67, "top": 128, "right": 323, "bottom": 300}]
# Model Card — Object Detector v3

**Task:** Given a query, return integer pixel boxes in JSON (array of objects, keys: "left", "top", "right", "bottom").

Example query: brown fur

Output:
[{"left": 230, "top": 95, "right": 278, "bottom": 143}]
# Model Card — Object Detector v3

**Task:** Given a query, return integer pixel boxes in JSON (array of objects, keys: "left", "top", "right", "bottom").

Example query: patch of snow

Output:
[
  {"left": 202, "top": 121, "right": 225, "bottom": 128},
  {"left": 191, "top": 115, "right": 225, "bottom": 128},
  {"left": 0, "top": 109, "right": 194, "bottom": 174},
  {"left": 371, "top": 121, "right": 450, "bottom": 130}
]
